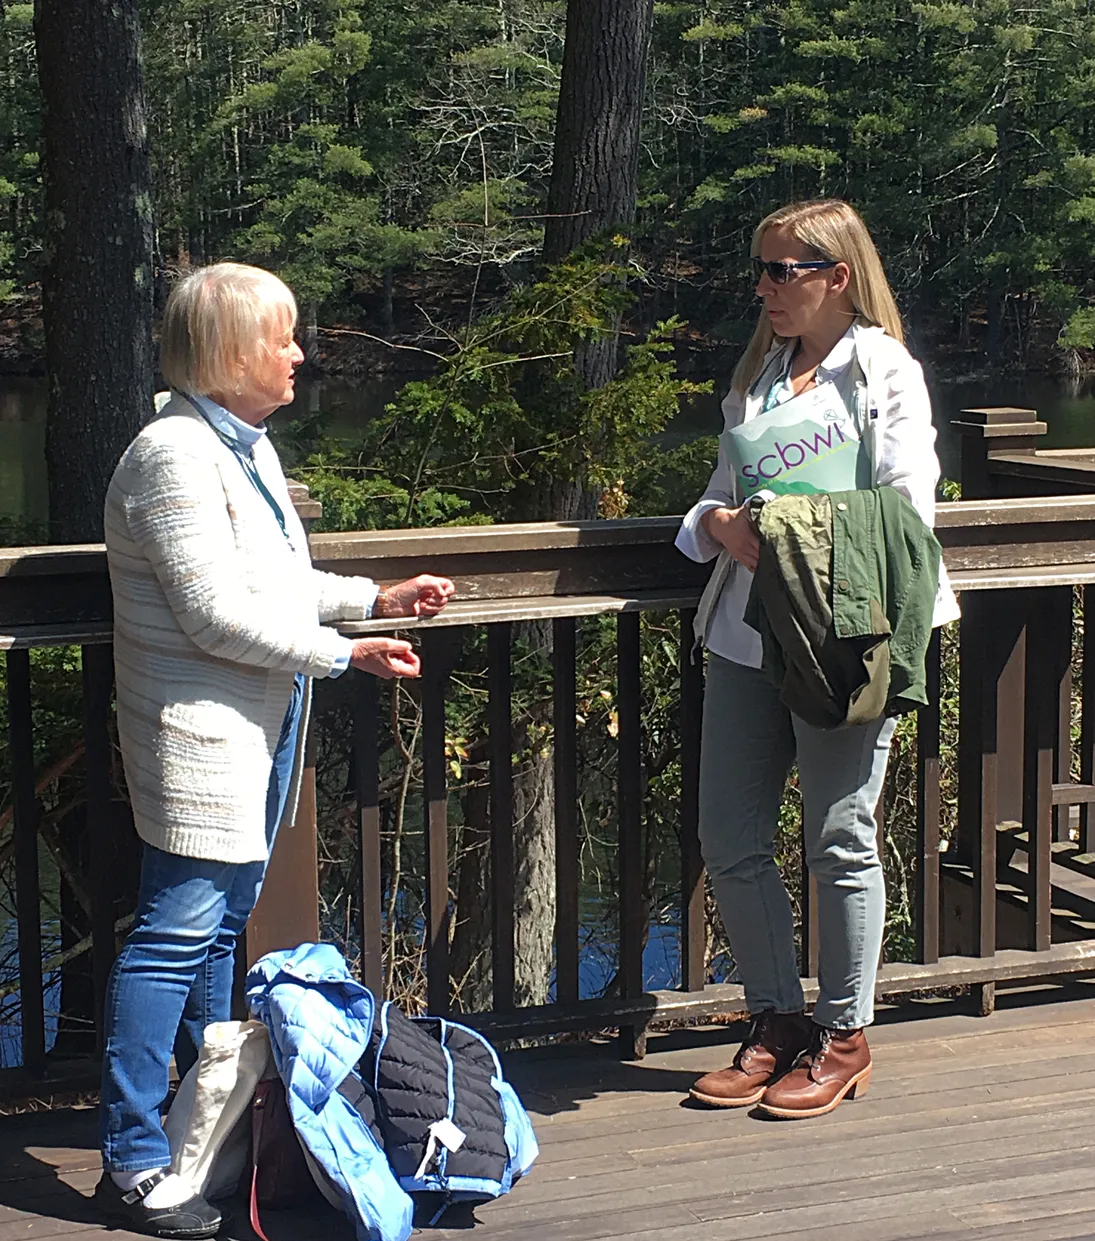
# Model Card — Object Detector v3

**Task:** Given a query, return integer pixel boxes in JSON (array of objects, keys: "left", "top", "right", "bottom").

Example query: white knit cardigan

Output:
[{"left": 105, "top": 394, "right": 377, "bottom": 863}]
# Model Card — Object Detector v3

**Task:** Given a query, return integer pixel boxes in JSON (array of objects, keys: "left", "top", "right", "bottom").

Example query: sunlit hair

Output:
[
  {"left": 731, "top": 199, "right": 904, "bottom": 395},
  {"left": 159, "top": 262, "right": 298, "bottom": 398}
]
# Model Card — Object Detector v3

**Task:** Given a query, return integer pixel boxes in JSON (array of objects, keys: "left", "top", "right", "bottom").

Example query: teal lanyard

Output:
[
  {"left": 184, "top": 395, "right": 295, "bottom": 551},
  {"left": 761, "top": 350, "right": 795, "bottom": 413},
  {"left": 762, "top": 375, "right": 786, "bottom": 413}
]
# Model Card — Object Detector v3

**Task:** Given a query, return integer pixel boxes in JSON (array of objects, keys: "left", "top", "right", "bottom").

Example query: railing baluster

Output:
[
  {"left": 353, "top": 670, "right": 384, "bottom": 996},
  {"left": 958, "top": 592, "right": 1003, "bottom": 1014},
  {"left": 1054, "top": 659, "right": 1073, "bottom": 846},
  {"left": 1024, "top": 589, "right": 1059, "bottom": 951},
  {"left": 678, "top": 609, "right": 705, "bottom": 993},
  {"left": 488, "top": 623, "right": 515, "bottom": 1012},
  {"left": 616, "top": 612, "right": 645, "bottom": 1057},
  {"left": 1082, "top": 585, "right": 1095, "bottom": 855},
  {"left": 553, "top": 617, "right": 579, "bottom": 1004},
  {"left": 421, "top": 631, "right": 452, "bottom": 1016},
  {"left": 8, "top": 649, "right": 44, "bottom": 1073},
  {"left": 81, "top": 642, "right": 115, "bottom": 1041},
  {"left": 916, "top": 629, "right": 941, "bottom": 965}
]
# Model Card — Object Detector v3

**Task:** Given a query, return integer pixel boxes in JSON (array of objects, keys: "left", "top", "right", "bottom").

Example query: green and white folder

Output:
[{"left": 723, "top": 382, "right": 863, "bottom": 500}]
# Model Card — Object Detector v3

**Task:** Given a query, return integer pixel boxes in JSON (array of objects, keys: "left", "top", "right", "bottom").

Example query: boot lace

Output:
[
  {"left": 791, "top": 1024, "right": 832, "bottom": 1077},
  {"left": 733, "top": 1010, "right": 775, "bottom": 1068}
]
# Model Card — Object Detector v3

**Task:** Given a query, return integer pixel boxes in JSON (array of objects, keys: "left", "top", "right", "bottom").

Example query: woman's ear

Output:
[{"left": 829, "top": 262, "right": 851, "bottom": 298}]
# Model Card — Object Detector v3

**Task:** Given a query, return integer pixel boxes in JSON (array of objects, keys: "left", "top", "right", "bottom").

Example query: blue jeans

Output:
[
  {"left": 100, "top": 674, "right": 305, "bottom": 1174},
  {"left": 699, "top": 654, "right": 895, "bottom": 1030}
]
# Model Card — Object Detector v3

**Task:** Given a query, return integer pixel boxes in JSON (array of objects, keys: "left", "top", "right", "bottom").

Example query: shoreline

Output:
[{"left": 1, "top": 293, "right": 1090, "bottom": 388}]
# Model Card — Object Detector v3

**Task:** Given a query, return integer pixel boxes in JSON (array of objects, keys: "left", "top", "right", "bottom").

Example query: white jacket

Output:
[
  {"left": 106, "top": 394, "right": 378, "bottom": 863},
  {"left": 676, "top": 322, "right": 960, "bottom": 665}
]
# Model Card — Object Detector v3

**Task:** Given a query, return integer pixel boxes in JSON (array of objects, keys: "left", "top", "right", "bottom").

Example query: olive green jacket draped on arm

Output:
[{"left": 743, "top": 487, "right": 941, "bottom": 730}]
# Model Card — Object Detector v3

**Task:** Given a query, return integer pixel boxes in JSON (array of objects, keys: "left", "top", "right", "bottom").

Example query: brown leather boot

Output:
[
  {"left": 757, "top": 1024, "right": 871, "bottom": 1119},
  {"left": 689, "top": 1010, "right": 812, "bottom": 1108}
]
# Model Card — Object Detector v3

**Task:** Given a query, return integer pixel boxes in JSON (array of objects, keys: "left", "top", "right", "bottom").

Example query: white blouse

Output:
[{"left": 675, "top": 323, "right": 959, "bottom": 666}]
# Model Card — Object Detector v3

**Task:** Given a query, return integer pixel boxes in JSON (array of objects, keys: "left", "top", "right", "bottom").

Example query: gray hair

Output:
[{"left": 160, "top": 263, "right": 298, "bottom": 397}]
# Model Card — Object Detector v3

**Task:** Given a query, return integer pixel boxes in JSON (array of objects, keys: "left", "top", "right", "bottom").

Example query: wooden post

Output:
[
  {"left": 354, "top": 672, "right": 384, "bottom": 995},
  {"left": 951, "top": 407, "right": 1046, "bottom": 501},
  {"left": 1083, "top": 586, "right": 1095, "bottom": 854},
  {"left": 421, "top": 630, "right": 461, "bottom": 1017},
  {"left": 916, "top": 630, "right": 942, "bottom": 966},
  {"left": 678, "top": 609, "right": 706, "bottom": 994},
  {"left": 553, "top": 618, "right": 580, "bottom": 1004},
  {"left": 617, "top": 612, "right": 646, "bottom": 1059},
  {"left": 240, "top": 482, "right": 324, "bottom": 986},
  {"left": 951, "top": 412, "right": 1045, "bottom": 1015},
  {"left": 82, "top": 642, "right": 117, "bottom": 1045},
  {"left": 8, "top": 651, "right": 45, "bottom": 1074},
  {"left": 1023, "top": 590, "right": 1057, "bottom": 952},
  {"left": 244, "top": 723, "right": 321, "bottom": 969},
  {"left": 488, "top": 623, "right": 516, "bottom": 1013}
]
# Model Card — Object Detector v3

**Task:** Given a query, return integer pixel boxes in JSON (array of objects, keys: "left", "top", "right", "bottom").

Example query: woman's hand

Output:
[
  {"left": 701, "top": 506, "right": 760, "bottom": 572},
  {"left": 350, "top": 637, "right": 422, "bottom": 679},
  {"left": 375, "top": 575, "right": 456, "bottom": 618}
]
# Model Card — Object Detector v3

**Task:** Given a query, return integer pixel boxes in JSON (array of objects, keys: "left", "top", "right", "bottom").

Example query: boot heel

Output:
[{"left": 848, "top": 1067, "right": 871, "bottom": 1099}]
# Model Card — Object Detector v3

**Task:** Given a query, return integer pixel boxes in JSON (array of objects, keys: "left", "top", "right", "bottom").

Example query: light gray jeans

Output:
[{"left": 699, "top": 653, "right": 895, "bottom": 1029}]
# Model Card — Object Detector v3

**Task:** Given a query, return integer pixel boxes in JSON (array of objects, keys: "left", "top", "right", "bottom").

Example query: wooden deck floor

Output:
[{"left": 4, "top": 989, "right": 1095, "bottom": 1241}]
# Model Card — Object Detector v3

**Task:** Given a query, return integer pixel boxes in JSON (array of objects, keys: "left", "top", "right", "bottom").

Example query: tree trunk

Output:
[
  {"left": 35, "top": 0, "right": 154, "bottom": 543},
  {"left": 543, "top": 0, "right": 654, "bottom": 393},
  {"left": 492, "top": 0, "right": 653, "bottom": 1009},
  {"left": 383, "top": 267, "right": 395, "bottom": 333},
  {"left": 542, "top": 0, "right": 655, "bottom": 266},
  {"left": 987, "top": 106, "right": 1013, "bottom": 370},
  {"left": 304, "top": 301, "right": 321, "bottom": 366}
]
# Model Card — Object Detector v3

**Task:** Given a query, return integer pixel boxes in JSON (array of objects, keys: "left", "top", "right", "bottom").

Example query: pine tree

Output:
[{"left": 35, "top": 0, "right": 154, "bottom": 542}]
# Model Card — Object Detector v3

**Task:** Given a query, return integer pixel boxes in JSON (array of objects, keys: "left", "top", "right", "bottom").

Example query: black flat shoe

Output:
[{"left": 94, "top": 1171, "right": 222, "bottom": 1239}]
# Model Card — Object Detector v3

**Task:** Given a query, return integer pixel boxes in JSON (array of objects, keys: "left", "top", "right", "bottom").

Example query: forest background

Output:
[
  {"left": 4, "top": 0, "right": 1095, "bottom": 378},
  {"left": 1, "top": 0, "right": 1095, "bottom": 1048}
]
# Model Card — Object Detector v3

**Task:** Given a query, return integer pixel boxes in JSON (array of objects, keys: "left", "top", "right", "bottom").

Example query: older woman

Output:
[{"left": 95, "top": 262, "right": 454, "bottom": 1237}]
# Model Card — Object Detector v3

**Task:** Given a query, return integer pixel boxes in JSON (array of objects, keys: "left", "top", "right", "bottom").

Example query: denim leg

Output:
[
  {"left": 103, "top": 676, "right": 308, "bottom": 1171},
  {"left": 698, "top": 654, "right": 800, "bottom": 1014},
  {"left": 175, "top": 674, "right": 306, "bottom": 1076},
  {"left": 794, "top": 712, "right": 896, "bottom": 1030},
  {"left": 99, "top": 848, "right": 235, "bottom": 1173},
  {"left": 197, "top": 683, "right": 304, "bottom": 1022}
]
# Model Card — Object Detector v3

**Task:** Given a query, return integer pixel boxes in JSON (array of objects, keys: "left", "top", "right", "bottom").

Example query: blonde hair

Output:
[
  {"left": 160, "top": 262, "right": 298, "bottom": 397},
  {"left": 731, "top": 199, "right": 903, "bottom": 395}
]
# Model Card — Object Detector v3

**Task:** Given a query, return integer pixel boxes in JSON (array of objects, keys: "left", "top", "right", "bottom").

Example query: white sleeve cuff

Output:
[
  {"left": 327, "top": 638, "right": 355, "bottom": 679},
  {"left": 362, "top": 580, "right": 381, "bottom": 618},
  {"left": 675, "top": 499, "right": 726, "bottom": 563}
]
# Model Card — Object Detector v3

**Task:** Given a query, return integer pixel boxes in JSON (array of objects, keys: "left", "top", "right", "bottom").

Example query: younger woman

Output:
[{"left": 676, "top": 200, "right": 958, "bottom": 1119}]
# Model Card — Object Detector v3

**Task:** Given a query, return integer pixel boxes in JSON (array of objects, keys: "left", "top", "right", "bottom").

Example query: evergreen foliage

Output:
[
  {"left": 289, "top": 248, "right": 710, "bottom": 528},
  {"left": 3, "top": 0, "right": 1093, "bottom": 362}
]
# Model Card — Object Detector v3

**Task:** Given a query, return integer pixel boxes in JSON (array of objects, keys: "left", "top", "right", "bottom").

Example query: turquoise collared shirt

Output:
[
  {"left": 761, "top": 326, "right": 857, "bottom": 412},
  {"left": 183, "top": 392, "right": 352, "bottom": 679}
]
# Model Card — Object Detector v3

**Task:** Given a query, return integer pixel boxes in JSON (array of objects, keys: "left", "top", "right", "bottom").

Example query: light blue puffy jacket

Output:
[{"left": 245, "top": 943, "right": 414, "bottom": 1241}]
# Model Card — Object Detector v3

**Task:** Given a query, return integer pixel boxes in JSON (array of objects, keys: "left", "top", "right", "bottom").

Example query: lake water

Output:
[
  {"left": 666, "top": 371, "right": 1095, "bottom": 486},
  {"left": 2, "top": 370, "right": 1091, "bottom": 532}
]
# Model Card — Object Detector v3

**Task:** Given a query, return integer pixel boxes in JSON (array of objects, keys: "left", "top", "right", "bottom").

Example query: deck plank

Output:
[
  {"left": 470, "top": 1138, "right": 1095, "bottom": 1233},
  {"left": 2, "top": 994, "right": 1095, "bottom": 1241},
  {"left": 505, "top": 1112, "right": 1095, "bottom": 1211}
]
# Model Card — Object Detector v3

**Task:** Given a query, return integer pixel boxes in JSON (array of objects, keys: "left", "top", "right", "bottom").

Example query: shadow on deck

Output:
[{"left": 5, "top": 989, "right": 1095, "bottom": 1241}]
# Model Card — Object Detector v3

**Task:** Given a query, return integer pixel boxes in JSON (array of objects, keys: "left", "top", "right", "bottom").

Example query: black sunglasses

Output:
[{"left": 752, "top": 257, "right": 837, "bottom": 285}]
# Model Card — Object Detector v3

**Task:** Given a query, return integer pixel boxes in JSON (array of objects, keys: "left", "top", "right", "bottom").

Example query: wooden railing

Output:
[{"left": 2, "top": 409, "right": 1095, "bottom": 1087}]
